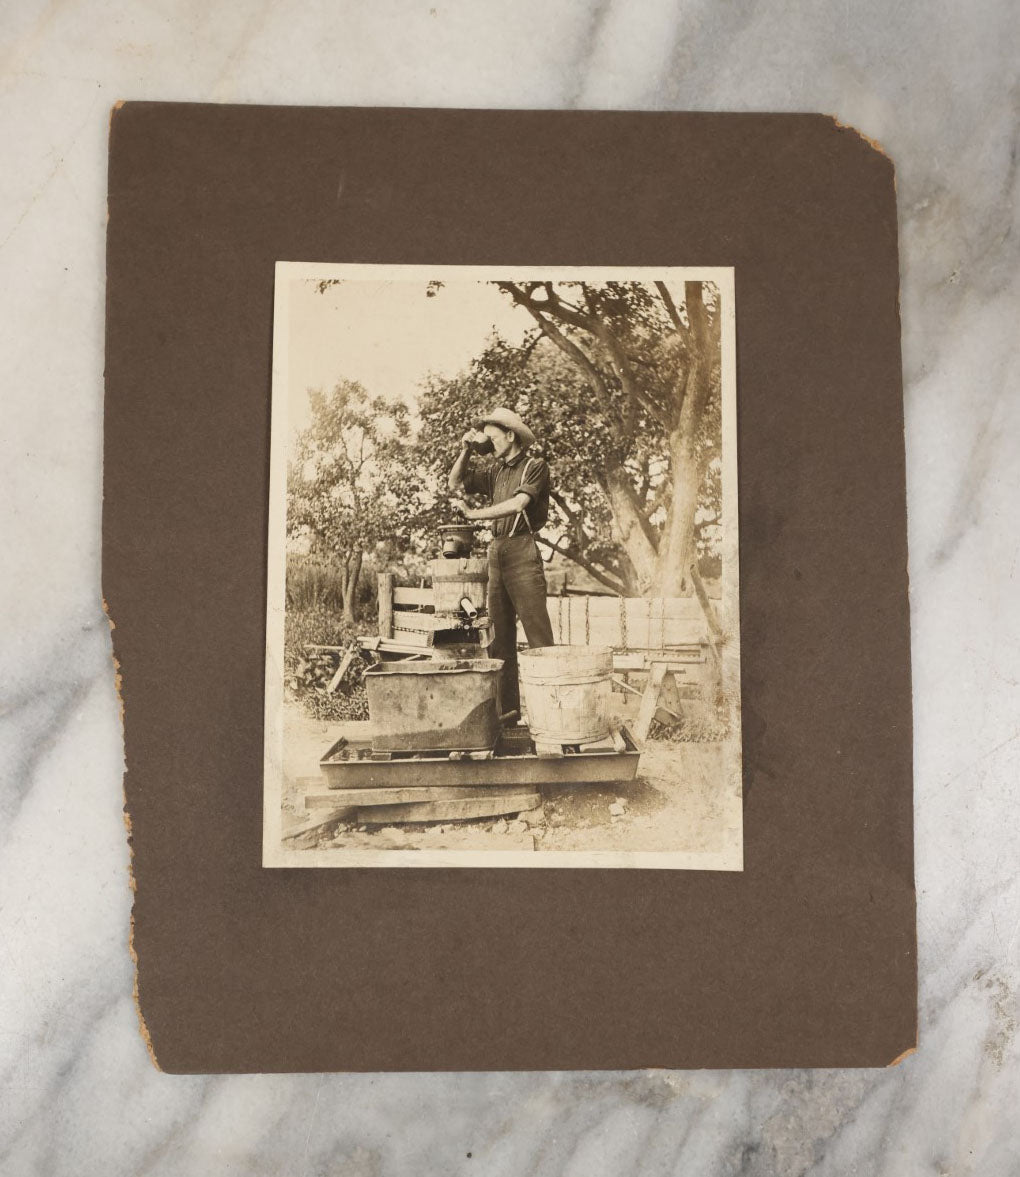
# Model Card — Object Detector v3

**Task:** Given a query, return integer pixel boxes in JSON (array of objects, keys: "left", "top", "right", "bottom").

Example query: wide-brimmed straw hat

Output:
[{"left": 473, "top": 407, "right": 536, "bottom": 448}]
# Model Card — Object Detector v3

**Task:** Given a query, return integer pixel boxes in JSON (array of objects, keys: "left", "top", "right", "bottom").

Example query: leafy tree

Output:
[
  {"left": 419, "top": 338, "right": 634, "bottom": 592},
  {"left": 496, "top": 280, "right": 721, "bottom": 594},
  {"left": 287, "top": 380, "right": 418, "bottom": 622},
  {"left": 419, "top": 280, "right": 722, "bottom": 595}
]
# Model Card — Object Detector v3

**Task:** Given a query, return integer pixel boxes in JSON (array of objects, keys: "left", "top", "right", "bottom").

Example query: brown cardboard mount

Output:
[{"left": 104, "top": 105, "right": 916, "bottom": 1073}]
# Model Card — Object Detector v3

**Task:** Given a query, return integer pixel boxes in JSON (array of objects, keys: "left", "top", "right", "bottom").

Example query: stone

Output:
[
  {"left": 492, "top": 819, "right": 508, "bottom": 834},
  {"left": 509, "top": 820, "right": 527, "bottom": 835},
  {"left": 609, "top": 801, "right": 627, "bottom": 817}
]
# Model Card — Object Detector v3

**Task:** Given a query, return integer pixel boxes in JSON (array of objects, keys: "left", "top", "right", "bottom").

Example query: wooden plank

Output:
[
  {"left": 612, "top": 649, "right": 705, "bottom": 671},
  {"left": 624, "top": 665, "right": 711, "bottom": 699},
  {"left": 585, "top": 598, "right": 620, "bottom": 617},
  {"left": 578, "top": 734, "right": 617, "bottom": 752},
  {"left": 661, "top": 600, "right": 705, "bottom": 620},
  {"left": 326, "top": 646, "right": 357, "bottom": 693},
  {"left": 585, "top": 619, "right": 623, "bottom": 646},
  {"left": 670, "top": 662, "right": 713, "bottom": 686},
  {"left": 284, "top": 809, "right": 358, "bottom": 841},
  {"left": 633, "top": 662, "right": 668, "bottom": 743},
  {"left": 307, "top": 783, "right": 538, "bottom": 808},
  {"left": 357, "top": 792, "right": 541, "bottom": 824},
  {"left": 390, "top": 627, "right": 434, "bottom": 647},
  {"left": 533, "top": 596, "right": 707, "bottom": 650},
  {"left": 393, "top": 586, "right": 435, "bottom": 607},
  {"left": 625, "top": 598, "right": 651, "bottom": 650},
  {"left": 359, "top": 635, "right": 437, "bottom": 656},
  {"left": 390, "top": 612, "right": 455, "bottom": 632},
  {"left": 378, "top": 572, "right": 394, "bottom": 639},
  {"left": 660, "top": 620, "right": 706, "bottom": 647},
  {"left": 551, "top": 595, "right": 703, "bottom": 620},
  {"left": 689, "top": 564, "right": 723, "bottom": 635},
  {"left": 533, "top": 739, "right": 565, "bottom": 758},
  {"left": 690, "top": 562, "right": 723, "bottom": 667},
  {"left": 653, "top": 670, "right": 684, "bottom": 724}
]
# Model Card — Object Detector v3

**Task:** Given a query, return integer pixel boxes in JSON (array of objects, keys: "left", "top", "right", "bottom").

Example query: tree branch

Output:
[
  {"left": 645, "top": 477, "right": 673, "bottom": 518},
  {"left": 654, "top": 280, "right": 684, "bottom": 332},
  {"left": 497, "top": 282, "right": 624, "bottom": 429},
  {"left": 544, "top": 283, "right": 670, "bottom": 433},
  {"left": 549, "top": 488, "right": 580, "bottom": 525},
  {"left": 534, "top": 535, "right": 627, "bottom": 595}
]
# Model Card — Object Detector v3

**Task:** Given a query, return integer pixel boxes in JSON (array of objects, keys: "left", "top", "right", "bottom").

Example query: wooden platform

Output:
[
  {"left": 356, "top": 792, "right": 540, "bottom": 825},
  {"left": 304, "top": 724, "right": 639, "bottom": 825}
]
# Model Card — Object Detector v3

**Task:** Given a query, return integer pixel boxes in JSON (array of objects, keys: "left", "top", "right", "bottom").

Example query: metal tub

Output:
[{"left": 364, "top": 658, "right": 504, "bottom": 753}]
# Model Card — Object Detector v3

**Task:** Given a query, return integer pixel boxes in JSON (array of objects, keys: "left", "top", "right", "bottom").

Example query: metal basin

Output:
[
  {"left": 439, "top": 524, "right": 477, "bottom": 558},
  {"left": 364, "top": 658, "right": 504, "bottom": 753}
]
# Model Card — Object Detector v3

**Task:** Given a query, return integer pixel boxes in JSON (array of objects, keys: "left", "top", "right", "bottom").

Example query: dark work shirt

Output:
[{"left": 463, "top": 449, "right": 551, "bottom": 538}]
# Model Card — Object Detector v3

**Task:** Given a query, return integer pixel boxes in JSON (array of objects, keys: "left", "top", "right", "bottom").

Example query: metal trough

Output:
[
  {"left": 318, "top": 726, "right": 641, "bottom": 790},
  {"left": 363, "top": 658, "right": 504, "bottom": 753}
]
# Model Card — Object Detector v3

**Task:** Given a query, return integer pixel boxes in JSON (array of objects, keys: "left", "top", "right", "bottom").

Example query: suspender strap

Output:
[{"left": 508, "top": 457, "right": 538, "bottom": 539}]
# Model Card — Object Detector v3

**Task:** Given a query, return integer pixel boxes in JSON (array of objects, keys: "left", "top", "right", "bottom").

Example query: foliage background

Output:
[{"left": 285, "top": 276, "right": 724, "bottom": 625}]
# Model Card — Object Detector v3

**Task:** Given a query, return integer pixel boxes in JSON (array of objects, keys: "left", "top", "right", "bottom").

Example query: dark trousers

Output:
[{"left": 486, "top": 534, "right": 554, "bottom": 714}]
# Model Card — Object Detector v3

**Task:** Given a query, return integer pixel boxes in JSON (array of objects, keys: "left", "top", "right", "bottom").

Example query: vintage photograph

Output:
[{"left": 263, "top": 264, "right": 740, "bottom": 868}]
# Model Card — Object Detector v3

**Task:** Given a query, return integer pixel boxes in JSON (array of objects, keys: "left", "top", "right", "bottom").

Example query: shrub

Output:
[
  {"left": 306, "top": 683, "right": 369, "bottom": 722},
  {"left": 284, "top": 605, "right": 370, "bottom": 722},
  {"left": 283, "top": 606, "right": 356, "bottom": 676},
  {"left": 648, "top": 694, "right": 731, "bottom": 743}
]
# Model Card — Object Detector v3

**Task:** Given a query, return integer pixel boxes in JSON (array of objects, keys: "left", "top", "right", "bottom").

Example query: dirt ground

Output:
[{"left": 280, "top": 698, "right": 742, "bottom": 861}]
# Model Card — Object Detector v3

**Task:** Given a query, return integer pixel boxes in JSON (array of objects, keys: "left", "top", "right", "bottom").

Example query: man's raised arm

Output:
[{"left": 448, "top": 430, "right": 484, "bottom": 493}]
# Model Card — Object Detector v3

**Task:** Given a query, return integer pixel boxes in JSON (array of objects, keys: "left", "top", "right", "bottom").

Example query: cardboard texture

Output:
[{"left": 104, "top": 105, "right": 915, "bottom": 1072}]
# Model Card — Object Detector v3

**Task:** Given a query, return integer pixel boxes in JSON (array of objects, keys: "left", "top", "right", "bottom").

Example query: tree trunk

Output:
[
  {"left": 652, "top": 425, "right": 701, "bottom": 594},
  {"left": 651, "top": 282, "right": 717, "bottom": 595},
  {"left": 603, "top": 465, "right": 659, "bottom": 594},
  {"left": 341, "top": 550, "right": 363, "bottom": 623}
]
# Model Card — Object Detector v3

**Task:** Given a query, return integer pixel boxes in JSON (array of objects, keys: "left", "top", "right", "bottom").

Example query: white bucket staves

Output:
[{"left": 518, "top": 646, "right": 613, "bottom": 744}]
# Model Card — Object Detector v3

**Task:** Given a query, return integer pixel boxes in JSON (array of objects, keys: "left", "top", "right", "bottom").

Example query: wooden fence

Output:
[
  {"left": 370, "top": 572, "right": 722, "bottom": 737},
  {"left": 375, "top": 573, "right": 716, "bottom": 658},
  {"left": 528, "top": 594, "right": 708, "bottom": 650}
]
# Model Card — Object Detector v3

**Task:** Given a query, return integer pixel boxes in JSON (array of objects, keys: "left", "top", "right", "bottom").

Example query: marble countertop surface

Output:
[{"left": 2, "top": 2, "right": 1018, "bottom": 1173}]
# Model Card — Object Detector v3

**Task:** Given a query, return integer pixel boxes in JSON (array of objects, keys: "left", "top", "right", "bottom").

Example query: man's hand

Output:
[
  {"left": 462, "top": 429, "right": 487, "bottom": 450},
  {"left": 451, "top": 496, "right": 477, "bottom": 520}
]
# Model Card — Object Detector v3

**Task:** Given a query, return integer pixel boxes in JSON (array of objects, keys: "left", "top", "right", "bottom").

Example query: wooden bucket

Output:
[
  {"left": 429, "top": 558, "right": 488, "bottom": 613},
  {"left": 518, "top": 646, "right": 613, "bottom": 743}
]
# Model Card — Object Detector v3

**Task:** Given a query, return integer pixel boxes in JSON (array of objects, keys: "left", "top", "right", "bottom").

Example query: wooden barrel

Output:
[
  {"left": 429, "top": 557, "right": 488, "bottom": 614},
  {"left": 518, "top": 646, "right": 613, "bottom": 743}
]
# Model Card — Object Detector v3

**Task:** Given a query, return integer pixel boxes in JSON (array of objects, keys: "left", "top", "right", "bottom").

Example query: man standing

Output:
[{"left": 448, "top": 408, "right": 554, "bottom": 717}]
